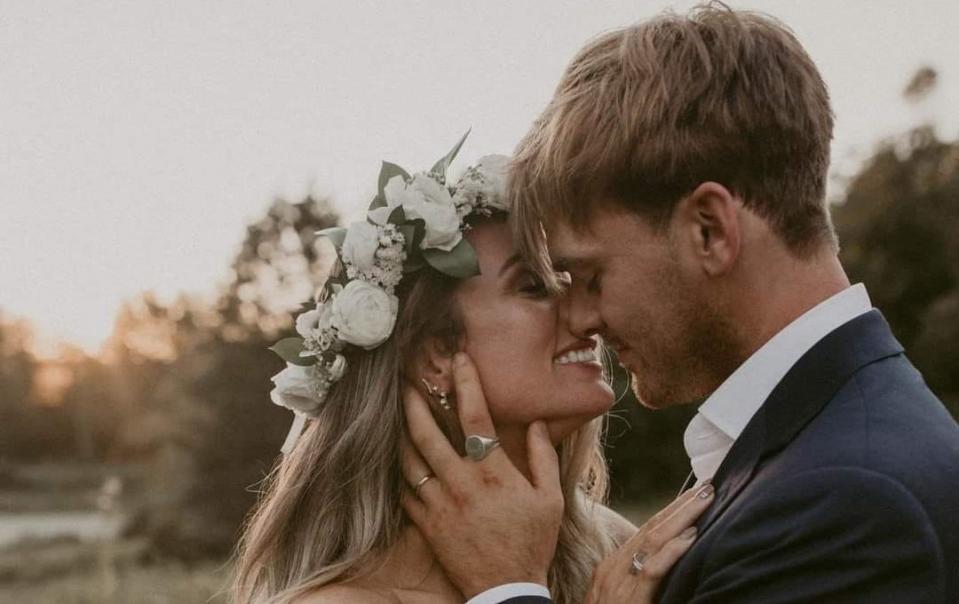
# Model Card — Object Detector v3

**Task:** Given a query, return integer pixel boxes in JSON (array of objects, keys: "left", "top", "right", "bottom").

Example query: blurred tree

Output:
[
  {"left": 120, "top": 195, "right": 341, "bottom": 558},
  {"left": 834, "top": 126, "right": 959, "bottom": 419},
  {"left": 602, "top": 354, "right": 696, "bottom": 505},
  {"left": 219, "top": 197, "right": 339, "bottom": 340},
  {"left": 903, "top": 66, "right": 938, "bottom": 102},
  {"left": 0, "top": 314, "right": 44, "bottom": 460}
]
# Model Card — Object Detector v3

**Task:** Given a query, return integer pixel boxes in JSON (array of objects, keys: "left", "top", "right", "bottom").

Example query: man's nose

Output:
[{"left": 561, "top": 289, "right": 603, "bottom": 338}]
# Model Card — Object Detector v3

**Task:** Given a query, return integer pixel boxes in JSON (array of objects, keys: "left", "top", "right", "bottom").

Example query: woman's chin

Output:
[{"left": 544, "top": 392, "right": 616, "bottom": 443}]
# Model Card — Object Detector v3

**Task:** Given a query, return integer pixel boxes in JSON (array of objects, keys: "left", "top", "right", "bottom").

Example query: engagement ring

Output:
[{"left": 630, "top": 552, "right": 648, "bottom": 575}]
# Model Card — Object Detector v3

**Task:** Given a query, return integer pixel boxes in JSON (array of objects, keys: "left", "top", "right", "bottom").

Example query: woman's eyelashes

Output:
[{"left": 517, "top": 272, "right": 549, "bottom": 297}]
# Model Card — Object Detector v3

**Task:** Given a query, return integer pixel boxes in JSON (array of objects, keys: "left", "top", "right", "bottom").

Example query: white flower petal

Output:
[{"left": 331, "top": 280, "right": 398, "bottom": 350}]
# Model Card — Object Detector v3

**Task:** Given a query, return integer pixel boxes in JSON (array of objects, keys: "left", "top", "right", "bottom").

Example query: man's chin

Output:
[{"left": 631, "top": 379, "right": 704, "bottom": 410}]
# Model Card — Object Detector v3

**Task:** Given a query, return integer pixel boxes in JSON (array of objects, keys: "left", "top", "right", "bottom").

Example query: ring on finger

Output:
[
  {"left": 413, "top": 474, "right": 435, "bottom": 496},
  {"left": 630, "top": 551, "right": 648, "bottom": 575},
  {"left": 464, "top": 434, "right": 500, "bottom": 461}
]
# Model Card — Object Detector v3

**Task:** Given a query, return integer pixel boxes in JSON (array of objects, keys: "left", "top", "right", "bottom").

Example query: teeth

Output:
[{"left": 554, "top": 348, "right": 598, "bottom": 365}]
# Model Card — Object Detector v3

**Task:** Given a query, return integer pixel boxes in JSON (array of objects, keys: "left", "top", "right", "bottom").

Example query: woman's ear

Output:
[
  {"left": 410, "top": 336, "right": 465, "bottom": 454},
  {"left": 414, "top": 336, "right": 455, "bottom": 396}
]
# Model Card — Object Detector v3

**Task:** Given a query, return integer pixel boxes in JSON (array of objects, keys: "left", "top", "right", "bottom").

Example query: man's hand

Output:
[{"left": 401, "top": 352, "right": 563, "bottom": 599}]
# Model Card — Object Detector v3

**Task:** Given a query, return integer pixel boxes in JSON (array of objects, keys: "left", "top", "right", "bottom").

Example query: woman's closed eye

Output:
[{"left": 517, "top": 272, "right": 549, "bottom": 297}]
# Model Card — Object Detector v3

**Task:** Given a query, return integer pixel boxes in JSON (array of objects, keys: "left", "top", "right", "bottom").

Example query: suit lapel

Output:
[{"left": 695, "top": 310, "right": 904, "bottom": 534}]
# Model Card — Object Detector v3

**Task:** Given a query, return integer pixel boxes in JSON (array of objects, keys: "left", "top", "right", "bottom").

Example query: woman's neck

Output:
[{"left": 361, "top": 521, "right": 462, "bottom": 600}]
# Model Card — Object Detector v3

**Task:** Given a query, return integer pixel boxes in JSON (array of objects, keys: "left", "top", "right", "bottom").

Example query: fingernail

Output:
[
  {"left": 681, "top": 527, "right": 697, "bottom": 540},
  {"left": 453, "top": 352, "right": 466, "bottom": 368},
  {"left": 697, "top": 484, "right": 714, "bottom": 499}
]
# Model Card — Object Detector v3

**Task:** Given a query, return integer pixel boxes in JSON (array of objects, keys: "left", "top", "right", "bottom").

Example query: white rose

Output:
[
  {"left": 331, "top": 280, "right": 398, "bottom": 349},
  {"left": 295, "top": 303, "right": 334, "bottom": 339},
  {"left": 385, "top": 173, "right": 462, "bottom": 251},
  {"left": 473, "top": 155, "right": 510, "bottom": 211},
  {"left": 341, "top": 221, "right": 381, "bottom": 274},
  {"left": 270, "top": 363, "right": 325, "bottom": 417}
]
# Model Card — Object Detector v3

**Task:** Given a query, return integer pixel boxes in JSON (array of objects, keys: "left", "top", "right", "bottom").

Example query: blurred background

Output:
[{"left": 2, "top": 1, "right": 958, "bottom": 602}]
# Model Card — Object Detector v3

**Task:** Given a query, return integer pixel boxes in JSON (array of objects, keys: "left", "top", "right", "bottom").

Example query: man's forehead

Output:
[{"left": 546, "top": 221, "right": 603, "bottom": 268}]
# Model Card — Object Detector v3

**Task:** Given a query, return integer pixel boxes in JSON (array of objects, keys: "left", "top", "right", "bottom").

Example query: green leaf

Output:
[
  {"left": 379, "top": 161, "right": 410, "bottom": 196},
  {"left": 403, "top": 256, "right": 426, "bottom": 273},
  {"left": 387, "top": 205, "right": 406, "bottom": 225},
  {"left": 269, "top": 337, "right": 315, "bottom": 367},
  {"left": 398, "top": 221, "right": 427, "bottom": 273},
  {"left": 369, "top": 162, "right": 410, "bottom": 211},
  {"left": 422, "top": 237, "right": 480, "bottom": 279},
  {"left": 407, "top": 219, "right": 426, "bottom": 253},
  {"left": 430, "top": 129, "right": 471, "bottom": 178},
  {"left": 317, "top": 227, "right": 347, "bottom": 251},
  {"left": 397, "top": 223, "right": 417, "bottom": 254}
]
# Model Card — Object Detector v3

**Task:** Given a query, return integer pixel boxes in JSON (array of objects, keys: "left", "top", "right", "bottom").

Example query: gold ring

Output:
[{"left": 413, "top": 474, "right": 435, "bottom": 496}]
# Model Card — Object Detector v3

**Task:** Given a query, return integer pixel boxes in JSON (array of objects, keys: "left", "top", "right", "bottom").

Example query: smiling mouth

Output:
[{"left": 554, "top": 348, "right": 600, "bottom": 366}]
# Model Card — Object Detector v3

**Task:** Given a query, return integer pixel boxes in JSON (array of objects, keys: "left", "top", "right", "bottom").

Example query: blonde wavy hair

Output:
[{"left": 231, "top": 218, "right": 617, "bottom": 604}]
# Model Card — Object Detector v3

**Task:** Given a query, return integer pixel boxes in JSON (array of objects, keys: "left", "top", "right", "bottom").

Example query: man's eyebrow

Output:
[
  {"left": 498, "top": 253, "right": 523, "bottom": 278},
  {"left": 552, "top": 257, "right": 591, "bottom": 272}
]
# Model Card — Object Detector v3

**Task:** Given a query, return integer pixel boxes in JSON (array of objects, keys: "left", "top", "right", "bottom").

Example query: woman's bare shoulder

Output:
[
  {"left": 293, "top": 584, "right": 400, "bottom": 604},
  {"left": 592, "top": 502, "right": 638, "bottom": 545}
]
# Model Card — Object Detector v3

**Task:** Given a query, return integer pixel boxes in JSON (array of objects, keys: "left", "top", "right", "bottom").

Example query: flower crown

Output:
[{"left": 268, "top": 132, "right": 509, "bottom": 444}]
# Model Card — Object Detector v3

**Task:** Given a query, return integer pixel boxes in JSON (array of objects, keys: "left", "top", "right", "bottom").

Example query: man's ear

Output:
[{"left": 673, "top": 181, "right": 742, "bottom": 277}]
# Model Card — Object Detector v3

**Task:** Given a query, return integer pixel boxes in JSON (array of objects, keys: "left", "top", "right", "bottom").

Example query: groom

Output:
[{"left": 405, "top": 4, "right": 959, "bottom": 603}]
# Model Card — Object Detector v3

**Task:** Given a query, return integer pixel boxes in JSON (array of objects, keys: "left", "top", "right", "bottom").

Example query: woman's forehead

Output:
[{"left": 466, "top": 220, "right": 518, "bottom": 274}]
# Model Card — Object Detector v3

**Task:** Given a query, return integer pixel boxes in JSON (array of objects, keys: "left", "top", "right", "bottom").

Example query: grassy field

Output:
[
  {"left": 0, "top": 461, "right": 232, "bottom": 604},
  {"left": 0, "top": 461, "right": 668, "bottom": 603},
  {"left": 0, "top": 534, "right": 230, "bottom": 604},
  {"left": 0, "top": 542, "right": 228, "bottom": 604}
]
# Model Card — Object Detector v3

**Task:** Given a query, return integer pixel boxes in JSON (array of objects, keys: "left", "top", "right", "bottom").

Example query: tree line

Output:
[{"left": 2, "top": 121, "right": 957, "bottom": 558}]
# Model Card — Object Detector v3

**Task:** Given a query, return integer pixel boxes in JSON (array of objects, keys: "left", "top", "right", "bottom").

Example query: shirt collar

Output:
[{"left": 696, "top": 283, "right": 873, "bottom": 441}]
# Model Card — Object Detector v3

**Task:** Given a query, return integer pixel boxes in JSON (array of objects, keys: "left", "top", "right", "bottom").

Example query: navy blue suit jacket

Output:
[
  {"left": 656, "top": 311, "right": 959, "bottom": 603},
  {"left": 503, "top": 311, "right": 959, "bottom": 603}
]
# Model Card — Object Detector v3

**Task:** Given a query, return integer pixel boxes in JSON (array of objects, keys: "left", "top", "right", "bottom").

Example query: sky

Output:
[{"left": 2, "top": 0, "right": 958, "bottom": 355}]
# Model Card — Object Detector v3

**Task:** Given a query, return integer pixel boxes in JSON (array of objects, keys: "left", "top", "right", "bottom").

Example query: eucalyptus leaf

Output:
[
  {"left": 269, "top": 337, "right": 315, "bottom": 367},
  {"left": 317, "top": 227, "right": 347, "bottom": 251},
  {"left": 387, "top": 205, "right": 406, "bottom": 225},
  {"left": 397, "top": 224, "right": 418, "bottom": 255},
  {"left": 407, "top": 218, "right": 426, "bottom": 253},
  {"left": 403, "top": 256, "right": 426, "bottom": 273},
  {"left": 422, "top": 238, "right": 480, "bottom": 279},
  {"left": 430, "top": 129, "right": 471, "bottom": 178},
  {"left": 378, "top": 161, "right": 410, "bottom": 197}
]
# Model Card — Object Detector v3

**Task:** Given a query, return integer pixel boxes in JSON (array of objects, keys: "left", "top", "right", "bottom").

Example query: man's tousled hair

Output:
[{"left": 511, "top": 1, "right": 837, "bottom": 280}]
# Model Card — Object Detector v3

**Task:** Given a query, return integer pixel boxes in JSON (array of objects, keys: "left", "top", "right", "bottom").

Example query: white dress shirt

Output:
[
  {"left": 468, "top": 284, "right": 873, "bottom": 604},
  {"left": 684, "top": 283, "right": 874, "bottom": 484},
  {"left": 467, "top": 582, "right": 551, "bottom": 604}
]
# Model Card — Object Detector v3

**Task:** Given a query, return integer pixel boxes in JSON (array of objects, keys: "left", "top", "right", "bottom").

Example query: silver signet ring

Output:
[{"left": 464, "top": 434, "right": 501, "bottom": 461}]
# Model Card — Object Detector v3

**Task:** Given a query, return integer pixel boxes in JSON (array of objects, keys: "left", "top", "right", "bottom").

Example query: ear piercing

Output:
[{"left": 421, "top": 378, "right": 452, "bottom": 411}]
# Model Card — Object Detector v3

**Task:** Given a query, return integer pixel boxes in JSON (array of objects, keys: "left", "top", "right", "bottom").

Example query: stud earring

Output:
[{"left": 421, "top": 378, "right": 452, "bottom": 412}]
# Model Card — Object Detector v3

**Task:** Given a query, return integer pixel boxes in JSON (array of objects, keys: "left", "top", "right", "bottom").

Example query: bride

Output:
[{"left": 230, "top": 136, "right": 710, "bottom": 604}]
